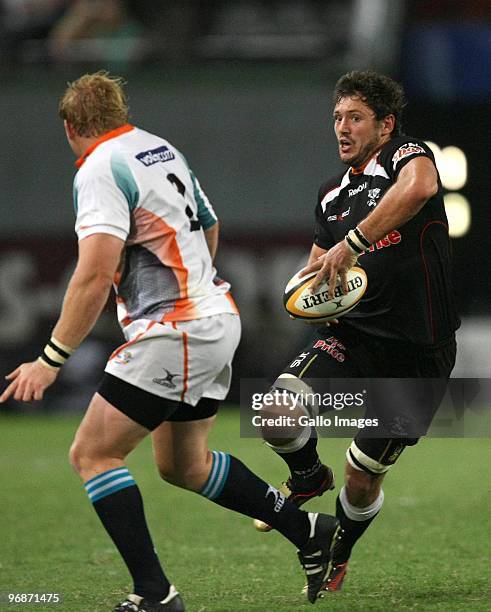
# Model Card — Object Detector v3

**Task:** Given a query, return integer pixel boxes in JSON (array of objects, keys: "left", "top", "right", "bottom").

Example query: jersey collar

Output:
[
  {"left": 75, "top": 124, "right": 134, "bottom": 168},
  {"left": 351, "top": 149, "right": 380, "bottom": 175},
  {"left": 350, "top": 159, "right": 371, "bottom": 175},
  {"left": 350, "top": 141, "right": 389, "bottom": 175}
]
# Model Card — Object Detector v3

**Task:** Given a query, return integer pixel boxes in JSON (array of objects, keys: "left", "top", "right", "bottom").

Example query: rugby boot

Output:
[
  {"left": 297, "top": 513, "right": 341, "bottom": 604},
  {"left": 318, "top": 561, "right": 349, "bottom": 594},
  {"left": 113, "top": 586, "right": 184, "bottom": 612}
]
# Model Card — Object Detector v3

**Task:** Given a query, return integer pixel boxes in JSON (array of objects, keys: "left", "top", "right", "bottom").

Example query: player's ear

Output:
[
  {"left": 381, "top": 114, "right": 395, "bottom": 136},
  {"left": 64, "top": 120, "right": 76, "bottom": 140}
]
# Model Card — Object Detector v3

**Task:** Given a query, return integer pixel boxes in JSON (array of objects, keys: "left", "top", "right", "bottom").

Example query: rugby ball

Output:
[{"left": 284, "top": 266, "right": 367, "bottom": 322}]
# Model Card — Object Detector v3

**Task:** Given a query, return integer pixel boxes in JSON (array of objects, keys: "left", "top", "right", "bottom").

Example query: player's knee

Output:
[
  {"left": 69, "top": 439, "right": 82, "bottom": 472},
  {"left": 260, "top": 374, "right": 317, "bottom": 448},
  {"left": 69, "top": 440, "right": 116, "bottom": 478},
  {"left": 69, "top": 440, "right": 90, "bottom": 476}
]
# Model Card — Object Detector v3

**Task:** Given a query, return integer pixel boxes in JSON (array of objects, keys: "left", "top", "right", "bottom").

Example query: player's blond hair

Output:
[{"left": 58, "top": 71, "right": 129, "bottom": 137}]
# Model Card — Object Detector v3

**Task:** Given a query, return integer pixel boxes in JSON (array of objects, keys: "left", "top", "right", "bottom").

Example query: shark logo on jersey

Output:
[
  {"left": 152, "top": 368, "right": 179, "bottom": 388},
  {"left": 136, "top": 145, "right": 176, "bottom": 166},
  {"left": 367, "top": 188, "right": 381, "bottom": 207}
]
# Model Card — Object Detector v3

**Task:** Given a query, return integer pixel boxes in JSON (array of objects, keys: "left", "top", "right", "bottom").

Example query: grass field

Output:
[{"left": 1, "top": 410, "right": 489, "bottom": 612}]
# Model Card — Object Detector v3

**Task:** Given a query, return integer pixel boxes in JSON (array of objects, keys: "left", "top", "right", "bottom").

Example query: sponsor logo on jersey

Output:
[
  {"left": 348, "top": 182, "right": 367, "bottom": 197},
  {"left": 114, "top": 350, "right": 133, "bottom": 365},
  {"left": 367, "top": 187, "right": 381, "bottom": 207},
  {"left": 136, "top": 145, "right": 176, "bottom": 166},
  {"left": 289, "top": 352, "right": 310, "bottom": 368},
  {"left": 152, "top": 368, "right": 179, "bottom": 388},
  {"left": 392, "top": 143, "right": 425, "bottom": 170},
  {"left": 313, "top": 337, "right": 346, "bottom": 362},
  {"left": 361, "top": 229, "right": 402, "bottom": 254},
  {"left": 386, "top": 442, "right": 405, "bottom": 463},
  {"left": 327, "top": 206, "right": 350, "bottom": 222}
]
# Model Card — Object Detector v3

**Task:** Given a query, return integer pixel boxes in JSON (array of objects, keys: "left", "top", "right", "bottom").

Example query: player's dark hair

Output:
[
  {"left": 59, "top": 71, "right": 129, "bottom": 138},
  {"left": 334, "top": 70, "right": 406, "bottom": 136}
]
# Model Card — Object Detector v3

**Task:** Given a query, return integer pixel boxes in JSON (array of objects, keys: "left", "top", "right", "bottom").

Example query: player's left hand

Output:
[
  {"left": 300, "top": 240, "right": 358, "bottom": 299},
  {"left": 0, "top": 360, "right": 59, "bottom": 403}
]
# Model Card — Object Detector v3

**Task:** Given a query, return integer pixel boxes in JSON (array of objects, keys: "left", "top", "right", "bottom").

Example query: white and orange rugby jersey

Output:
[{"left": 73, "top": 124, "right": 238, "bottom": 335}]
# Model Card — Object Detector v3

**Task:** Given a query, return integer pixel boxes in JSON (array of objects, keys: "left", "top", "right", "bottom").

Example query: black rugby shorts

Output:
[{"left": 279, "top": 323, "right": 456, "bottom": 446}]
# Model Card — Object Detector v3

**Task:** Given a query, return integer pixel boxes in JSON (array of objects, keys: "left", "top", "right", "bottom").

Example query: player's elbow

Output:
[
  {"left": 71, "top": 267, "right": 114, "bottom": 293},
  {"left": 416, "top": 178, "right": 438, "bottom": 202}
]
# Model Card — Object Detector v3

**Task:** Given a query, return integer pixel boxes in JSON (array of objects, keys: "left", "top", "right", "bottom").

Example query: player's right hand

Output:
[
  {"left": 0, "top": 360, "right": 59, "bottom": 403},
  {"left": 300, "top": 241, "right": 358, "bottom": 298}
]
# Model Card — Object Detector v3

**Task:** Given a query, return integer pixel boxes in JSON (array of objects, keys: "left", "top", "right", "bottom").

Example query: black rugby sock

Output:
[
  {"left": 333, "top": 489, "right": 383, "bottom": 564},
  {"left": 199, "top": 451, "right": 311, "bottom": 548},
  {"left": 85, "top": 468, "right": 170, "bottom": 602},
  {"left": 275, "top": 436, "right": 324, "bottom": 484}
]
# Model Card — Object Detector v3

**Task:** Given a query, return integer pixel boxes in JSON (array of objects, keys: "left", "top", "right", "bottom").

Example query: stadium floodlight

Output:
[
  {"left": 440, "top": 146, "right": 467, "bottom": 191},
  {"left": 425, "top": 142, "right": 467, "bottom": 191},
  {"left": 444, "top": 193, "right": 471, "bottom": 238},
  {"left": 425, "top": 141, "right": 443, "bottom": 174}
]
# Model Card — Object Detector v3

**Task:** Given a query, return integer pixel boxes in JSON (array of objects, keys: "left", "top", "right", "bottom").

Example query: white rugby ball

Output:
[{"left": 284, "top": 266, "right": 367, "bottom": 322}]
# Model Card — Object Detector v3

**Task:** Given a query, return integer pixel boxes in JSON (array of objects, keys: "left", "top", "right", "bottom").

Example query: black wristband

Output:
[
  {"left": 47, "top": 339, "right": 71, "bottom": 361},
  {"left": 346, "top": 234, "right": 363, "bottom": 254},
  {"left": 353, "top": 227, "right": 371, "bottom": 249},
  {"left": 40, "top": 351, "right": 62, "bottom": 369}
]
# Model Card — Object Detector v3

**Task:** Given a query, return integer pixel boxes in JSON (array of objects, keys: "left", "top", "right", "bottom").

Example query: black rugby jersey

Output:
[{"left": 314, "top": 135, "right": 460, "bottom": 345}]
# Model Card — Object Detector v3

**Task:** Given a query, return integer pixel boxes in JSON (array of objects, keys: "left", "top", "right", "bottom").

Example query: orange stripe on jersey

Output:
[
  {"left": 76, "top": 124, "right": 134, "bottom": 168},
  {"left": 225, "top": 291, "right": 240, "bottom": 314},
  {"left": 129, "top": 207, "right": 198, "bottom": 322},
  {"left": 180, "top": 331, "right": 189, "bottom": 402},
  {"left": 108, "top": 320, "right": 157, "bottom": 361},
  {"left": 115, "top": 294, "right": 133, "bottom": 327}
]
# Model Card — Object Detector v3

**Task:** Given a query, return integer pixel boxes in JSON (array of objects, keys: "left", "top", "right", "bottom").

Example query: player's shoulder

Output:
[
  {"left": 379, "top": 134, "right": 435, "bottom": 175},
  {"left": 317, "top": 170, "right": 346, "bottom": 207}
]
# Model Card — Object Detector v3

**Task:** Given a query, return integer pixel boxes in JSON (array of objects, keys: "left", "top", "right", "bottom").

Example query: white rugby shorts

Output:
[{"left": 105, "top": 313, "right": 241, "bottom": 406}]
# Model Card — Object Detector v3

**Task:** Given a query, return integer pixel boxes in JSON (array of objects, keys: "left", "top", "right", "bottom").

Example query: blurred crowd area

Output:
[
  {"left": 0, "top": 0, "right": 487, "bottom": 72},
  {"left": 0, "top": 0, "right": 369, "bottom": 68}
]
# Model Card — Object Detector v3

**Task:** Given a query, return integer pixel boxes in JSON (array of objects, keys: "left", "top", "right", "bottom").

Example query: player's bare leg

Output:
[
  {"left": 70, "top": 393, "right": 184, "bottom": 611},
  {"left": 152, "top": 416, "right": 216, "bottom": 491},
  {"left": 70, "top": 393, "right": 148, "bottom": 480}
]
